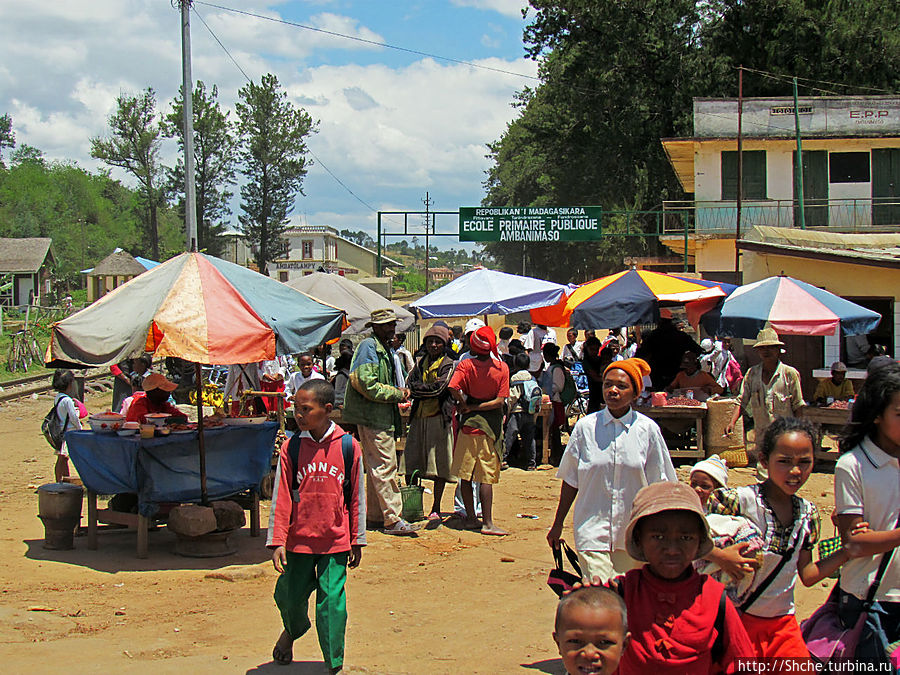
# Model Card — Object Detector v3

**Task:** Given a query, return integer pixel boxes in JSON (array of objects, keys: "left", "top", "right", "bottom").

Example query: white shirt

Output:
[
  {"left": 835, "top": 437, "right": 900, "bottom": 603},
  {"left": 523, "top": 326, "right": 557, "bottom": 372},
  {"left": 557, "top": 407, "right": 676, "bottom": 553},
  {"left": 285, "top": 369, "right": 325, "bottom": 396},
  {"left": 55, "top": 393, "right": 82, "bottom": 456}
]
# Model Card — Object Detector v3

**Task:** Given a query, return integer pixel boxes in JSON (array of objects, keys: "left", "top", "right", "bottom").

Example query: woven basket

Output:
[
  {"left": 720, "top": 447, "right": 749, "bottom": 468},
  {"left": 704, "top": 398, "right": 745, "bottom": 459}
]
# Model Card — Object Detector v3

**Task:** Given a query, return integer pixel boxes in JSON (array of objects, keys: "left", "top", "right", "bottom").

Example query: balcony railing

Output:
[{"left": 661, "top": 198, "right": 900, "bottom": 234}]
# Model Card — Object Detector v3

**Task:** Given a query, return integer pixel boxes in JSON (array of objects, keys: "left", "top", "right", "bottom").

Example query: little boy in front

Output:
[
  {"left": 267, "top": 380, "right": 366, "bottom": 674},
  {"left": 553, "top": 585, "right": 630, "bottom": 675}
]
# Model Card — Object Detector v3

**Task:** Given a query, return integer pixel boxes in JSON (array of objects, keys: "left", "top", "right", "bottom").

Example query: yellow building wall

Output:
[{"left": 334, "top": 238, "right": 377, "bottom": 277}]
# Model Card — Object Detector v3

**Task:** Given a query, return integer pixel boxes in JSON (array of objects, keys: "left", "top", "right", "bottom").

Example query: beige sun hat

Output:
[
  {"left": 752, "top": 326, "right": 785, "bottom": 348},
  {"left": 624, "top": 482, "right": 714, "bottom": 562},
  {"left": 365, "top": 308, "right": 398, "bottom": 327}
]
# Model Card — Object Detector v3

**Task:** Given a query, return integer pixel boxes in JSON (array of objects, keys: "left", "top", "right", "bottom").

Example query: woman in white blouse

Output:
[{"left": 547, "top": 357, "right": 677, "bottom": 582}]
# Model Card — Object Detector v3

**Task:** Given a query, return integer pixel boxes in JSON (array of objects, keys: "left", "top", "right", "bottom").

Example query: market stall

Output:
[
  {"left": 634, "top": 402, "right": 707, "bottom": 460},
  {"left": 798, "top": 404, "right": 851, "bottom": 461},
  {"left": 45, "top": 252, "right": 345, "bottom": 557},
  {"left": 67, "top": 423, "right": 277, "bottom": 558}
]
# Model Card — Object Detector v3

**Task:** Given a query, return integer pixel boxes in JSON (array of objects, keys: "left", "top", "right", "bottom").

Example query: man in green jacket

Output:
[{"left": 342, "top": 309, "right": 418, "bottom": 536}]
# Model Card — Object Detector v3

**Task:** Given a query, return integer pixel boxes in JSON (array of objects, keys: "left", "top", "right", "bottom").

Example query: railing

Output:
[{"left": 661, "top": 198, "right": 900, "bottom": 234}]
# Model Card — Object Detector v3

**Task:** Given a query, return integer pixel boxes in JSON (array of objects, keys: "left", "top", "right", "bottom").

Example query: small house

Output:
[{"left": 0, "top": 237, "right": 55, "bottom": 307}]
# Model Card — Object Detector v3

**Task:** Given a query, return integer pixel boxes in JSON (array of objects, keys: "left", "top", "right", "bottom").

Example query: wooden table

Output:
[
  {"left": 799, "top": 404, "right": 851, "bottom": 461},
  {"left": 635, "top": 403, "right": 708, "bottom": 460},
  {"left": 66, "top": 424, "right": 276, "bottom": 558}
]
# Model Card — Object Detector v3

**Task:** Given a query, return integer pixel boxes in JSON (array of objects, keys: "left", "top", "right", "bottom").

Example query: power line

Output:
[
  {"left": 194, "top": 0, "right": 541, "bottom": 84},
  {"left": 191, "top": 7, "right": 251, "bottom": 82},
  {"left": 740, "top": 66, "right": 897, "bottom": 96},
  {"left": 191, "top": 4, "right": 403, "bottom": 223}
]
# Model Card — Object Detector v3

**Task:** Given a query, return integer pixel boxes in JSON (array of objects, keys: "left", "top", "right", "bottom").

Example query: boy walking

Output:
[
  {"left": 505, "top": 352, "right": 538, "bottom": 470},
  {"left": 268, "top": 380, "right": 366, "bottom": 673}
]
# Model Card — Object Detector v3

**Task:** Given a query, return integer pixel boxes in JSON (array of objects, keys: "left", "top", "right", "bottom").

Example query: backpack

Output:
[
  {"left": 541, "top": 363, "right": 578, "bottom": 406},
  {"left": 287, "top": 432, "right": 354, "bottom": 511},
  {"left": 516, "top": 378, "right": 543, "bottom": 415},
  {"left": 42, "top": 396, "right": 70, "bottom": 451}
]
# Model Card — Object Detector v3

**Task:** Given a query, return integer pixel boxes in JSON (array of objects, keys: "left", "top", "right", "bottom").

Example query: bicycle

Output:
[{"left": 6, "top": 329, "right": 43, "bottom": 372}]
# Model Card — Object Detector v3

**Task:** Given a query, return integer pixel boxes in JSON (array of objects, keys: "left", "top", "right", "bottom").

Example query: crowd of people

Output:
[{"left": 44, "top": 310, "right": 900, "bottom": 673}]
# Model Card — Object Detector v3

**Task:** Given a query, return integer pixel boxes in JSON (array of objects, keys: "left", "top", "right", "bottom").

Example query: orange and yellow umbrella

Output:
[{"left": 530, "top": 269, "right": 729, "bottom": 329}]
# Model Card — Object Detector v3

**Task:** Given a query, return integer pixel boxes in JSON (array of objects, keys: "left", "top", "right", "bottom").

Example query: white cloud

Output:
[
  {"left": 0, "top": 1, "right": 533, "bottom": 236},
  {"left": 450, "top": 0, "right": 527, "bottom": 18}
]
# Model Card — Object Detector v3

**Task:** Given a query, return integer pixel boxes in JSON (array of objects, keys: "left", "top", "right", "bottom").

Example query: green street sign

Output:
[{"left": 458, "top": 206, "right": 603, "bottom": 242}]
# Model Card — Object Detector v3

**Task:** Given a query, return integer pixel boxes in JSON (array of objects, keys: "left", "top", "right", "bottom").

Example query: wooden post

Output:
[
  {"left": 195, "top": 363, "right": 208, "bottom": 505},
  {"left": 250, "top": 489, "right": 260, "bottom": 537},
  {"left": 136, "top": 514, "right": 149, "bottom": 559},
  {"left": 87, "top": 491, "right": 98, "bottom": 550}
]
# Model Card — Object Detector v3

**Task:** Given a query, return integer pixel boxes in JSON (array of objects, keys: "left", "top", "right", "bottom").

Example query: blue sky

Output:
[{"left": 0, "top": 1, "right": 538, "bottom": 248}]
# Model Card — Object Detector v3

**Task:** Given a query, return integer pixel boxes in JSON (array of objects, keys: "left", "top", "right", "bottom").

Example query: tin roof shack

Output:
[
  {"left": 0, "top": 237, "right": 55, "bottom": 307},
  {"left": 736, "top": 226, "right": 900, "bottom": 397},
  {"left": 660, "top": 96, "right": 900, "bottom": 284},
  {"left": 86, "top": 250, "right": 148, "bottom": 303}
]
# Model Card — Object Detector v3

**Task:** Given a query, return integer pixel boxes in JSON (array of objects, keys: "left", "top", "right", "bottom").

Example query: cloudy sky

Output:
[{"left": 0, "top": 0, "right": 538, "bottom": 244}]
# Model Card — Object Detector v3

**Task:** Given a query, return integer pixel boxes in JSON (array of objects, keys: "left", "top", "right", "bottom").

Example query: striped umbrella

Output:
[
  {"left": 531, "top": 269, "right": 732, "bottom": 329},
  {"left": 708, "top": 275, "right": 881, "bottom": 338},
  {"left": 48, "top": 252, "right": 346, "bottom": 368},
  {"left": 47, "top": 252, "right": 346, "bottom": 505}
]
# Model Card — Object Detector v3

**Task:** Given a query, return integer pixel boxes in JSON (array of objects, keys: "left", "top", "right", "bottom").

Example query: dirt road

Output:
[{"left": 0, "top": 390, "right": 835, "bottom": 674}]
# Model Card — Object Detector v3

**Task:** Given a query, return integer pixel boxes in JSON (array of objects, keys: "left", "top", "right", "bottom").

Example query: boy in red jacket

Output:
[{"left": 268, "top": 379, "right": 366, "bottom": 673}]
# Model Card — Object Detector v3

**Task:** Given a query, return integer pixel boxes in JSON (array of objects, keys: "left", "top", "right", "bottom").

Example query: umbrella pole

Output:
[{"left": 195, "top": 363, "right": 208, "bottom": 505}]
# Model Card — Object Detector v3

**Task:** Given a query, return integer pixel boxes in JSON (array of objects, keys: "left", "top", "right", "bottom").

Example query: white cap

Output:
[
  {"left": 700, "top": 338, "right": 714, "bottom": 353},
  {"left": 464, "top": 318, "right": 486, "bottom": 335},
  {"left": 691, "top": 454, "right": 729, "bottom": 488}
]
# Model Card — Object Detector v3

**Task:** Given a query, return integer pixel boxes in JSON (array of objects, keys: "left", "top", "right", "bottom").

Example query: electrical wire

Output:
[
  {"left": 194, "top": 0, "right": 542, "bottom": 84},
  {"left": 740, "top": 66, "right": 897, "bottom": 96},
  {"left": 192, "top": 4, "right": 405, "bottom": 224},
  {"left": 191, "top": 7, "right": 251, "bottom": 82}
]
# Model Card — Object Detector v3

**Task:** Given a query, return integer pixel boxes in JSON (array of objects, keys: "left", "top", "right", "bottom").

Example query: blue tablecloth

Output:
[{"left": 66, "top": 423, "right": 277, "bottom": 516}]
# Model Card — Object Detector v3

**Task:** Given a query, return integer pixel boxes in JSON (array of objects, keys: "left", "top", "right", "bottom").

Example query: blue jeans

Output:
[
  {"left": 505, "top": 412, "right": 536, "bottom": 468},
  {"left": 838, "top": 587, "right": 900, "bottom": 663}
]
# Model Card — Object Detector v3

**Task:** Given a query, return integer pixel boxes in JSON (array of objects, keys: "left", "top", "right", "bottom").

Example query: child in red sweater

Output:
[
  {"left": 268, "top": 380, "right": 366, "bottom": 674},
  {"left": 611, "top": 482, "right": 756, "bottom": 674}
]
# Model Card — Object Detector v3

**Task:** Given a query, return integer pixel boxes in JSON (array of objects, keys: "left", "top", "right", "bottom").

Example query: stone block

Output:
[
  {"left": 212, "top": 500, "right": 245, "bottom": 531},
  {"left": 167, "top": 505, "right": 217, "bottom": 537}
]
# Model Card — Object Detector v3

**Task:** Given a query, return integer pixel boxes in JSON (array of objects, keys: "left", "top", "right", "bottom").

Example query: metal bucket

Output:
[{"left": 37, "top": 482, "right": 83, "bottom": 550}]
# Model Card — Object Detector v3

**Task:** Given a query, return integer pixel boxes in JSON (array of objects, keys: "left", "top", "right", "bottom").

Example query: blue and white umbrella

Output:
[
  {"left": 409, "top": 268, "right": 568, "bottom": 318},
  {"left": 704, "top": 276, "right": 881, "bottom": 338}
]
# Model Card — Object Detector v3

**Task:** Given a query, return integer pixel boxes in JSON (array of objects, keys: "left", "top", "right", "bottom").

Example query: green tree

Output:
[
  {"left": 164, "top": 81, "right": 237, "bottom": 256},
  {"left": 339, "top": 228, "right": 375, "bottom": 249},
  {"left": 483, "top": 0, "right": 900, "bottom": 281},
  {"left": 90, "top": 88, "right": 166, "bottom": 259},
  {"left": 236, "top": 73, "right": 316, "bottom": 273},
  {"left": 0, "top": 113, "right": 15, "bottom": 168}
]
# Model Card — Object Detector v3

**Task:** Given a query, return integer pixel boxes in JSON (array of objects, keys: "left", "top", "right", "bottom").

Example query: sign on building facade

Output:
[{"left": 458, "top": 206, "right": 603, "bottom": 242}]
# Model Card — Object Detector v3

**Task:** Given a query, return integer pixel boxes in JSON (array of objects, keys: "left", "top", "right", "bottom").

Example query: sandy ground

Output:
[{"left": 0, "top": 389, "right": 837, "bottom": 674}]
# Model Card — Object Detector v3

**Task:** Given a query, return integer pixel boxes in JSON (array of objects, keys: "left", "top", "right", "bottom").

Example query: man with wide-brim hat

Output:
[
  {"left": 725, "top": 327, "right": 804, "bottom": 471},
  {"left": 343, "top": 309, "right": 419, "bottom": 535}
]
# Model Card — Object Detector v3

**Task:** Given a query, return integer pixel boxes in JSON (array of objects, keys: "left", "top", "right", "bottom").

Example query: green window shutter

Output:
[{"left": 721, "top": 150, "right": 767, "bottom": 200}]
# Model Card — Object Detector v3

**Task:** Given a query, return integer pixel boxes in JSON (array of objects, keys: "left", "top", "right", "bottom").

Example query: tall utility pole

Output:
[
  {"left": 178, "top": 0, "right": 198, "bottom": 252},
  {"left": 423, "top": 192, "right": 433, "bottom": 293}
]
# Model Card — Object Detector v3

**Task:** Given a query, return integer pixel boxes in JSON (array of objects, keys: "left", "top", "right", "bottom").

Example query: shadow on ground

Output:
[
  {"left": 23, "top": 525, "right": 271, "bottom": 573},
  {"left": 521, "top": 657, "right": 566, "bottom": 674}
]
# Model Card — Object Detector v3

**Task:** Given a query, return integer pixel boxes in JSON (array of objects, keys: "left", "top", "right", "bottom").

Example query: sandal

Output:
[{"left": 427, "top": 511, "right": 442, "bottom": 521}]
